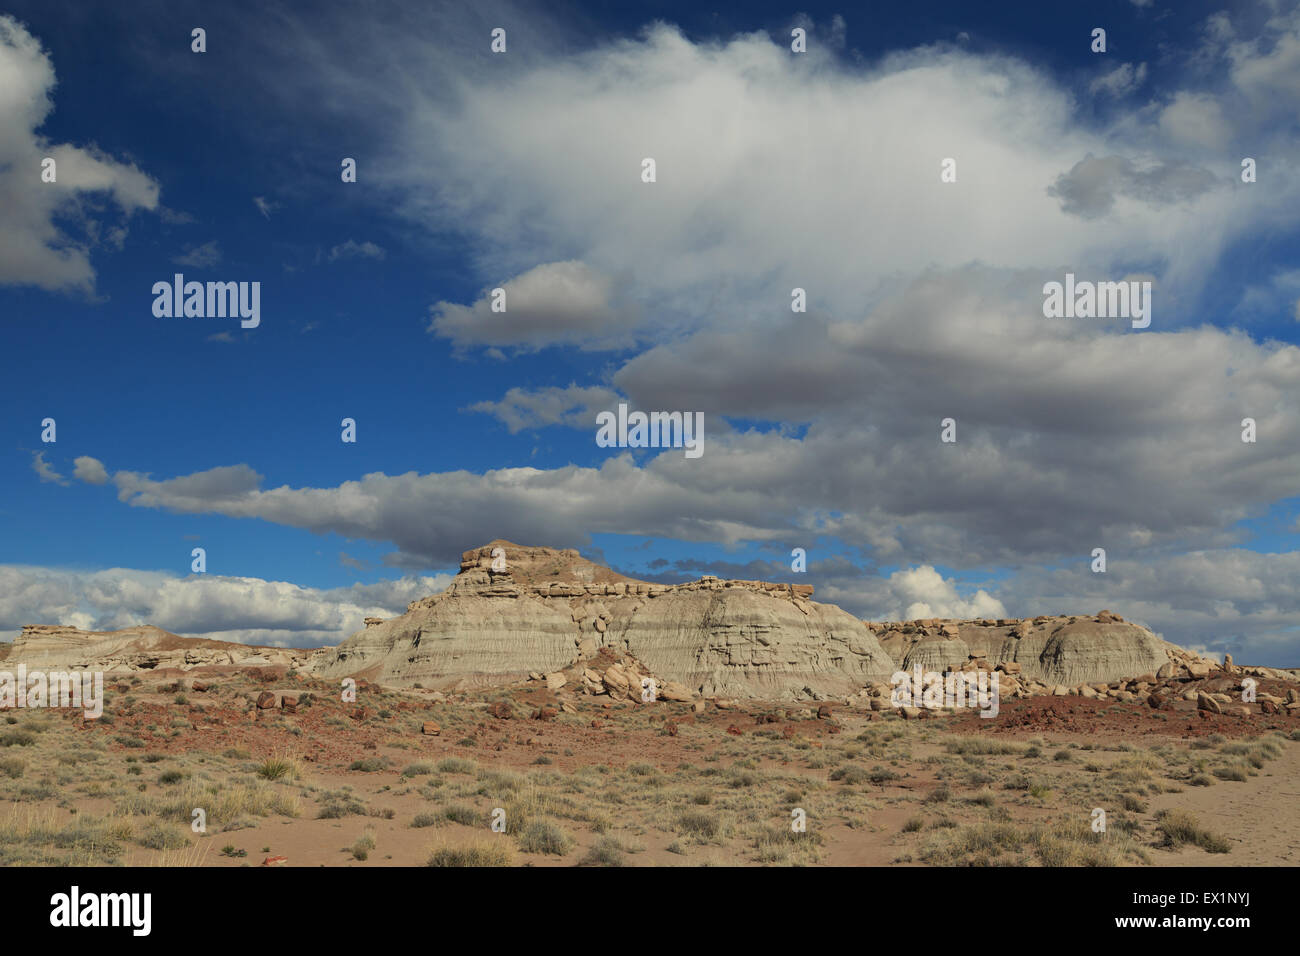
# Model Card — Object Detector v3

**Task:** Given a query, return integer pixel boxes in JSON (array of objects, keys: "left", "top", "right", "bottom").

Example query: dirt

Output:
[{"left": 3, "top": 666, "right": 1297, "bottom": 867}]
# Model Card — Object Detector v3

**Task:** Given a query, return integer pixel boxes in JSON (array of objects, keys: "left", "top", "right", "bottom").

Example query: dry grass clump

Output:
[
  {"left": 943, "top": 737, "right": 1026, "bottom": 756},
  {"left": 920, "top": 814, "right": 1148, "bottom": 866},
  {"left": 1155, "top": 810, "right": 1231, "bottom": 854},
  {"left": 426, "top": 835, "right": 514, "bottom": 866}
]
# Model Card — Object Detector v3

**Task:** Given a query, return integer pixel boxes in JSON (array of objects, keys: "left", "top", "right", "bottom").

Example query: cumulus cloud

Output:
[
  {"left": 837, "top": 565, "right": 1006, "bottom": 622},
  {"left": 1047, "top": 154, "right": 1218, "bottom": 219},
  {"left": 113, "top": 464, "right": 264, "bottom": 512},
  {"left": 0, "top": 16, "right": 159, "bottom": 292},
  {"left": 0, "top": 565, "right": 453, "bottom": 648},
  {"left": 30, "top": 451, "right": 66, "bottom": 485},
  {"left": 470, "top": 384, "right": 623, "bottom": 432},
  {"left": 1089, "top": 61, "right": 1148, "bottom": 97},
  {"left": 72, "top": 455, "right": 108, "bottom": 485},
  {"left": 1157, "top": 92, "right": 1232, "bottom": 148},
  {"left": 430, "top": 260, "right": 640, "bottom": 351}
]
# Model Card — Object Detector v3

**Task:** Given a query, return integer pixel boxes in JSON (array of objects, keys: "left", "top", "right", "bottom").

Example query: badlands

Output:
[{"left": 0, "top": 540, "right": 1297, "bottom": 867}]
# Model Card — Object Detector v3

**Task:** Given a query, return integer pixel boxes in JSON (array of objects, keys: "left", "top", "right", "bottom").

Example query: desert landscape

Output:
[
  {"left": 4, "top": 0, "right": 1300, "bottom": 911},
  {"left": 2, "top": 542, "right": 1295, "bottom": 868}
]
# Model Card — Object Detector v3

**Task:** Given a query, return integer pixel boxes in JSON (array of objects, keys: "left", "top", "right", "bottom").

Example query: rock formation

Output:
[
  {"left": 8, "top": 543, "right": 1285, "bottom": 703},
  {"left": 0, "top": 624, "right": 310, "bottom": 673},
  {"left": 873, "top": 612, "right": 1186, "bottom": 686},
  {"left": 306, "top": 541, "right": 897, "bottom": 698}
]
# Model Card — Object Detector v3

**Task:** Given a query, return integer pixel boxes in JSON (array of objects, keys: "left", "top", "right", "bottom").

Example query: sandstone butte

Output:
[{"left": 4, "top": 541, "right": 1292, "bottom": 701}]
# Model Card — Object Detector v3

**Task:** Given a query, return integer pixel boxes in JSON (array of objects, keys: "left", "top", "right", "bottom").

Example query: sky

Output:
[{"left": 1, "top": 0, "right": 1298, "bottom": 664}]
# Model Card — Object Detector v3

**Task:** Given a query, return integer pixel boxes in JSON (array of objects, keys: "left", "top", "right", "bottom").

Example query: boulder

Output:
[{"left": 659, "top": 681, "right": 693, "bottom": 702}]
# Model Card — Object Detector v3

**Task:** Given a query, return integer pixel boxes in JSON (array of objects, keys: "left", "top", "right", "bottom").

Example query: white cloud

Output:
[
  {"left": 1090, "top": 62, "right": 1148, "bottom": 97},
  {"left": 72, "top": 455, "right": 108, "bottom": 485},
  {"left": 30, "top": 451, "right": 66, "bottom": 485},
  {"left": 327, "top": 239, "right": 386, "bottom": 262},
  {"left": 431, "top": 260, "right": 639, "bottom": 351},
  {"left": 470, "top": 384, "right": 623, "bottom": 432},
  {"left": 870, "top": 565, "right": 1006, "bottom": 621},
  {"left": 0, "top": 565, "right": 453, "bottom": 648},
  {"left": 172, "top": 240, "right": 223, "bottom": 268},
  {"left": 0, "top": 16, "right": 159, "bottom": 293},
  {"left": 1157, "top": 92, "right": 1232, "bottom": 148}
]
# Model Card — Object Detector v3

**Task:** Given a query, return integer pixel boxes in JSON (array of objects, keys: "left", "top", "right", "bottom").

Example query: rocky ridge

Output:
[
  {"left": 5, "top": 542, "right": 1291, "bottom": 706},
  {"left": 0, "top": 624, "right": 312, "bottom": 673},
  {"left": 306, "top": 541, "right": 894, "bottom": 699}
]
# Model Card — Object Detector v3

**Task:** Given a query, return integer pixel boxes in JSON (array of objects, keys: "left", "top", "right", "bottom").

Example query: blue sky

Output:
[{"left": 2, "top": 0, "right": 1299, "bottom": 663}]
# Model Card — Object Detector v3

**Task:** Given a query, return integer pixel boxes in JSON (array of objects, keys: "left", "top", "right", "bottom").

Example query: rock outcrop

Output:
[
  {"left": 9, "top": 544, "right": 1280, "bottom": 703},
  {"left": 307, "top": 541, "right": 897, "bottom": 699},
  {"left": 874, "top": 612, "right": 1208, "bottom": 686},
  {"left": 0, "top": 624, "right": 311, "bottom": 673}
]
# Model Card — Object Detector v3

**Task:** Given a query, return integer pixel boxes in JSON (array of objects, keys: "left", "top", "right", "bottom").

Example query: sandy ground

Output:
[{"left": 1, "top": 667, "right": 1296, "bottom": 866}]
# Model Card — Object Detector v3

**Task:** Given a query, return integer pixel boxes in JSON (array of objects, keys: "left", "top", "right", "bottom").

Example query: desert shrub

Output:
[
  {"left": 427, "top": 837, "right": 513, "bottom": 867},
  {"left": 135, "top": 822, "right": 189, "bottom": 851},
  {"left": 676, "top": 811, "right": 722, "bottom": 841},
  {"left": 436, "top": 757, "right": 476, "bottom": 775},
  {"left": 517, "top": 820, "right": 573, "bottom": 856},
  {"left": 1155, "top": 810, "right": 1231, "bottom": 854},
  {"left": 257, "top": 756, "right": 300, "bottom": 781},
  {"left": 580, "top": 836, "right": 628, "bottom": 867}
]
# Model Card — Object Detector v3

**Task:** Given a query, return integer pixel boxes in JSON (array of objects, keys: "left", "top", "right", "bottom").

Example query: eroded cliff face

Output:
[
  {"left": 873, "top": 612, "right": 1181, "bottom": 686},
  {"left": 306, "top": 542, "right": 897, "bottom": 698}
]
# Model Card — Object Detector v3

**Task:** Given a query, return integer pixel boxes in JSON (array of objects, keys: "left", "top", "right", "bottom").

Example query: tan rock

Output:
[{"left": 659, "top": 681, "right": 693, "bottom": 702}]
